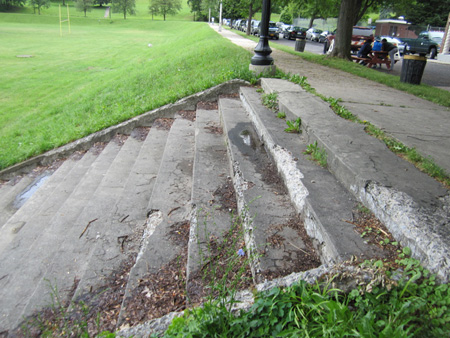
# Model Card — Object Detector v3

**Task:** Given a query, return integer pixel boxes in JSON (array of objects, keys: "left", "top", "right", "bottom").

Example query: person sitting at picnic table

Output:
[
  {"left": 371, "top": 37, "right": 383, "bottom": 68},
  {"left": 357, "top": 38, "right": 373, "bottom": 65},
  {"left": 381, "top": 38, "right": 398, "bottom": 71}
]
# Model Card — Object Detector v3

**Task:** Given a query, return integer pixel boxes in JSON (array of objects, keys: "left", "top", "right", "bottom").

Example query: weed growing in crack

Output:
[
  {"left": 304, "top": 141, "right": 327, "bottom": 167},
  {"left": 284, "top": 117, "right": 302, "bottom": 133},
  {"left": 261, "top": 92, "right": 279, "bottom": 111},
  {"left": 277, "top": 111, "right": 286, "bottom": 119},
  {"left": 17, "top": 280, "right": 115, "bottom": 338},
  {"left": 191, "top": 209, "right": 254, "bottom": 303}
]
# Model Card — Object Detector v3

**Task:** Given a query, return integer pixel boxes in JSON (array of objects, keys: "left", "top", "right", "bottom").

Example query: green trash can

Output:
[
  {"left": 295, "top": 38, "right": 306, "bottom": 52},
  {"left": 400, "top": 55, "right": 427, "bottom": 85}
]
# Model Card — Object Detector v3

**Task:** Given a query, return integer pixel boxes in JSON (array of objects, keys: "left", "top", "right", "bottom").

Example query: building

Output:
[{"left": 375, "top": 19, "right": 417, "bottom": 38}]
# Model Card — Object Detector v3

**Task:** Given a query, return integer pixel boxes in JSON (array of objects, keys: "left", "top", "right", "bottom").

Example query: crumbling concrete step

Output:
[
  {"left": 0, "top": 139, "right": 122, "bottom": 332},
  {"left": 117, "top": 116, "right": 195, "bottom": 328},
  {"left": 0, "top": 153, "right": 90, "bottom": 254},
  {"left": 72, "top": 126, "right": 170, "bottom": 300},
  {"left": 220, "top": 97, "right": 314, "bottom": 283},
  {"left": 186, "top": 108, "right": 235, "bottom": 300},
  {"left": 260, "top": 78, "right": 450, "bottom": 281},
  {"left": 239, "top": 86, "right": 383, "bottom": 264},
  {"left": 17, "top": 134, "right": 146, "bottom": 325}
]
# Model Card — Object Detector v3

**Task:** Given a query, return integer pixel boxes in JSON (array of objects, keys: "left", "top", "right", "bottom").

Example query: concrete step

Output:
[
  {"left": 0, "top": 175, "right": 35, "bottom": 228},
  {"left": 72, "top": 126, "right": 171, "bottom": 300},
  {"left": 260, "top": 78, "right": 450, "bottom": 280},
  {"left": 219, "top": 97, "right": 320, "bottom": 283},
  {"left": 0, "top": 153, "right": 89, "bottom": 254},
  {"left": 239, "top": 86, "right": 384, "bottom": 265},
  {"left": 17, "top": 134, "right": 146, "bottom": 325},
  {"left": 117, "top": 116, "right": 195, "bottom": 328},
  {"left": 186, "top": 108, "right": 235, "bottom": 301},
  {"left": 0, "top": 139, "right": 122, "bottom": 331}
]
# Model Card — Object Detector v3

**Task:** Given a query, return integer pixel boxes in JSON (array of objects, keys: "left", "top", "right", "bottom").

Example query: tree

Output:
[
  {"left": 150, "top": 0, "right": 182, "bottom": 21},
  {"left": 187, "top": 0, "right": 202, "bottom": 21},
  {"left": 1, "top": 0, "right": 25, "bottom": 10},
  {"left": 75, "top": 0, "right": 93, "bottom": 16},
  {"left": 112, "top": 0, "right": 135, "bottom": 19},
  {"left": 329, "top": 0, "right": 357, "bottom": 58},
  {"left": 28, "top": 0, "right": 50, "bottom": 14},
  {"left": 402, "top": 0, "right": 450, "bottom": 27},
  {"left": 329, "top": 0, "right": 384, "bottom": 59}
]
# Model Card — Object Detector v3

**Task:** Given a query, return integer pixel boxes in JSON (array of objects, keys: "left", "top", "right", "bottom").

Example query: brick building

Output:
[{"left": 375, "top": 19, "right": 417, "bottom": 38}]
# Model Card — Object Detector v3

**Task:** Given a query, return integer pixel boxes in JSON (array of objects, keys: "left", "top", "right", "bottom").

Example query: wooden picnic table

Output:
[{"left": 351, "top": 51, "right": 396, "bottom": 69}]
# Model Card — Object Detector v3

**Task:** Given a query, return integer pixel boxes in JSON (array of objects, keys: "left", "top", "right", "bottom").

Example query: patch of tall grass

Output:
[{"left": 0, "top": 14, "right": 253, "bottom": 170}]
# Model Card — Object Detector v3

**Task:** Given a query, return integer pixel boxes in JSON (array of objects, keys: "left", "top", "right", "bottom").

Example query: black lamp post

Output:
[{"left": 251, "top": 0, "right": 273, "bottom": 66}]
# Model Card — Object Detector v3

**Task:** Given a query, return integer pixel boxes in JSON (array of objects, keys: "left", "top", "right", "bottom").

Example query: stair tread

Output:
[
  {"left": 187, "top": 109, "right": 235, "bottom": 299},
  {"left": 117, "top": 116, "right": 195, "bottom": 327},
  {"left": 220, "top": 97, "right": 319, "bottom": 283}
]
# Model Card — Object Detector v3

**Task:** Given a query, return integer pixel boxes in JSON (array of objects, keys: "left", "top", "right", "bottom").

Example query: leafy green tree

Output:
[
  {"left": 75, "top": 0, "right": 93, "bottom": 16},
  {"left": 187, "top": 0, "right": 202, "bottom": 20},
  {"left": 0, "top": 0, "right": 25, "bottom": 10},
  {"left": 112, "top": 0, "right": 135, "bottom": 19},
  {"left": 402, "top": 0, "right": 450, "bottom": 27},
  {"left": 94, "top": 0, "right": 109, "bottom": 6},
  {"left": 150, "top": 0, "right": 182, "bottom": 20},
  {"left": 149, "top": 0, "right": 158, "bottom": 19},
  {"left": 28, "top": 0, "right": 50, "bottom": 14}
]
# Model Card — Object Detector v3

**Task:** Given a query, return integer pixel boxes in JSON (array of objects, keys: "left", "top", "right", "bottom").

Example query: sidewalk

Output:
[{"left": 212, "top": 25, "right": 450, "bottom": 176}]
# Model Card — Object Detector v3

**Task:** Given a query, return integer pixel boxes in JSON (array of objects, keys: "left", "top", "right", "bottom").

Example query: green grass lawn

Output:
[{"left": 0, "top": 8, "right": 253, "bottom": 170}]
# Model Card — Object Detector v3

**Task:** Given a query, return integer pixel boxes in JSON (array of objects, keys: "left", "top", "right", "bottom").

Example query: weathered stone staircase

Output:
[{"left": 1, "top": 79, "right": 448, "bottom": 337}]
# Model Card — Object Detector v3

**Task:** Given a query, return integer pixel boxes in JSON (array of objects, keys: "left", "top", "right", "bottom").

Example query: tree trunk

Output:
[
  {"left": 329, "top": 0, "right": 357, "bottom": 59},
  {"left": 246, "top": 3, "right": 254, "bottom": 35},
  {"left": 308, "top": 13, "right": 317, "bottom": 29}
]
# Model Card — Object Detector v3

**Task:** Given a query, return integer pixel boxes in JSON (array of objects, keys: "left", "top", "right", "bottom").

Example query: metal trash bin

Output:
[
  {"left": 400, "top": 55, "right": 427, "bottom": 85},
  {"left": 295, "top": 38, "right": 306, "bottom": 52}
]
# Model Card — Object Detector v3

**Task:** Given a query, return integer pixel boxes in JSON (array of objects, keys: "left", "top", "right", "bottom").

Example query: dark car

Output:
[
  {"left": 256, "top": 21, "right": 279, "bottom": 39},
  {"left": 283, "top": 26, "right": 307, "bottom": 40}
]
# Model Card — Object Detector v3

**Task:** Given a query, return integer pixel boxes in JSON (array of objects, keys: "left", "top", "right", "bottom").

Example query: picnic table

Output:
[{"left": 351, "top": 51, "right": 396, "bottom": 69}]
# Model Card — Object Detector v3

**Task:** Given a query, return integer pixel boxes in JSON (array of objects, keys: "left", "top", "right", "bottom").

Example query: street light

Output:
[
  {"left": 219, "top": 0, "right": 223, "bottom": 32},
  {"left": 250, "top": 0, "right": 275, "bottom": 74}
]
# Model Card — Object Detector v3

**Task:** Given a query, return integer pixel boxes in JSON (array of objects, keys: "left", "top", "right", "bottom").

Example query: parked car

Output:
[
  {"left": 239, "top": 20, "right": 248, "bottom": 32},
  {"left": 283, "top": 26, "right": 307, "bottom": 40},
  {"left": 318, "top": 31, "right": 330, "bottom": 43},
  {"left": 306, "top": 28, "right": 323, "bottom": 41},
  {"left": 255, "top": 21, "right": 279, "bottom": 39},
  {"left": 325, "top": 26, "right": 373, "bottom": 54},
  {"left": 399, "top": 31, "right": 443, "bottom": 59},
  {"left": 251, "top": 20, "right": 260, "bottom": 35},
  {"left": 233, "top": 19, "right": 241, "bottom": 30}
]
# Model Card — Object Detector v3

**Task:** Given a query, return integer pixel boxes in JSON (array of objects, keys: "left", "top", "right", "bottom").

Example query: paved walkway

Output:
[{"left": 212, "top": 25, "right": 450, "bottom": 176}]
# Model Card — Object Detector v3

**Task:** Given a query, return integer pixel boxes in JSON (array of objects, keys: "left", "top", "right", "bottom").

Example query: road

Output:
[{"left": 269, "top": 37, "right": 450, "bottom": 92}]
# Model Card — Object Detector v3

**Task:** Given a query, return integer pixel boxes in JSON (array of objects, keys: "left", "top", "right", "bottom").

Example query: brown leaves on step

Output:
[
  {"left": 152, "top": 118, "right": 174, "bottom": 130},
  {"left": 212, "top": 177, "right": 237, "bottom": 212},
  {"left": 14, "top": 255, "right": 136, "bottom": 337},
  {"left": 131, "top": 127, "right": 151, "bottom": 141},
  {"left": 263, "top": 215, "right": 321, "bottom": 281},
  {"left": 121, "top": 250, "right": 188, "bottom": 327},
  {"left": 197, "top": 101, "right": 218, "bottom": 110},
  {"left": 178, "top": 110, "right": 196, "bottom": 121},
  {"left": 350, "top": 206, "right": 400, "bottom": 263}
]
